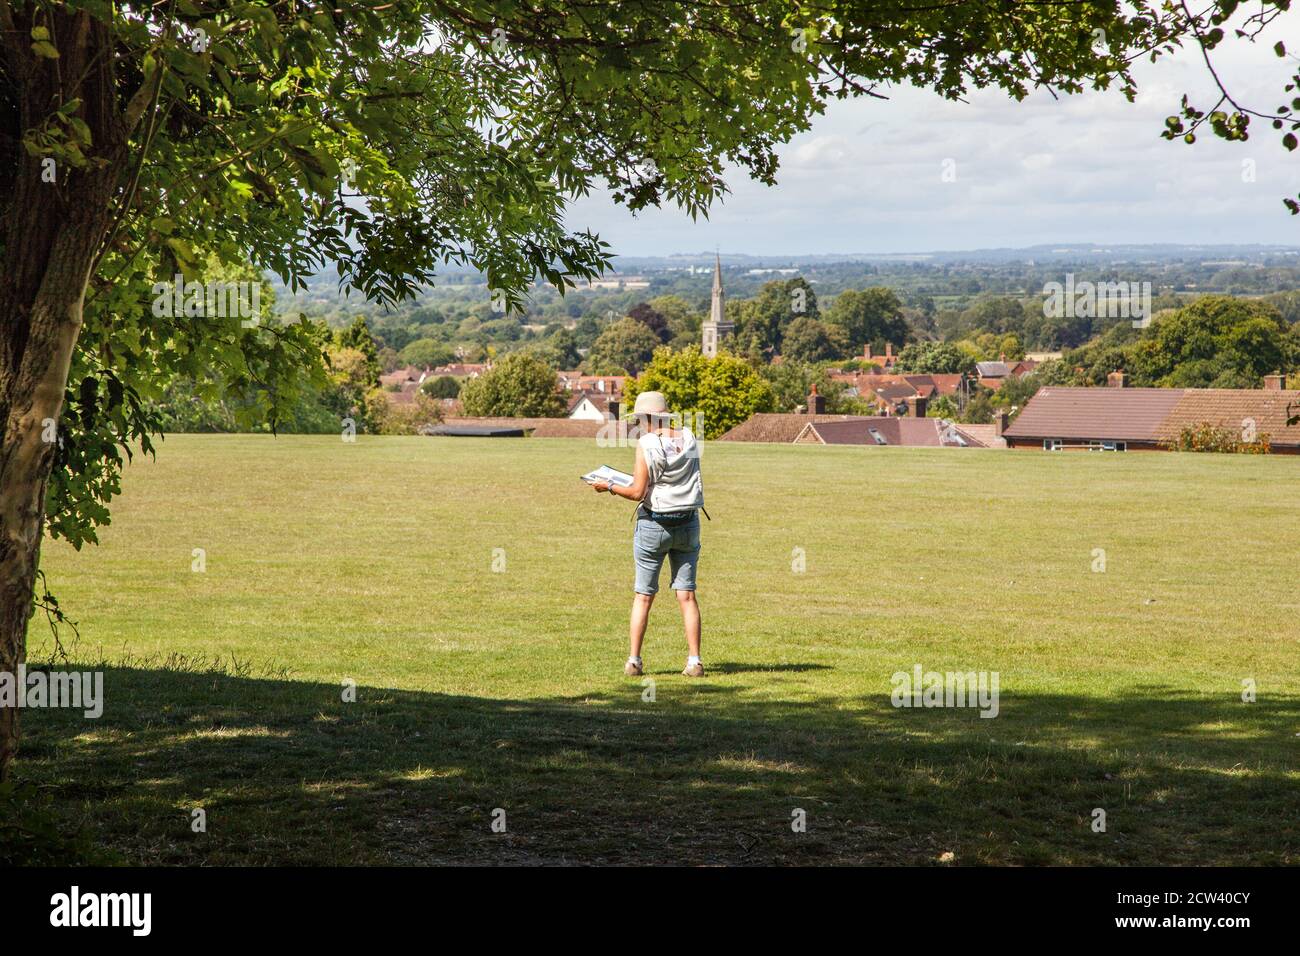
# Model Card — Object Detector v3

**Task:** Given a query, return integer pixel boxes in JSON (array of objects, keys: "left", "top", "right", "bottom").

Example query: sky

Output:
[{"left": 567, "top": 11, "right": 1300, "bottom": 258}]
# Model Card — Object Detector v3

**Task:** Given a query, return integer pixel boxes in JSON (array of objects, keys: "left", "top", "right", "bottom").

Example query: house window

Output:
[
  {"left": 1044, "top": 439, "right": 1063, "bottom": 451},
  {"left": 1086, "top": 441, "right": 1127, "bottom": 452}
]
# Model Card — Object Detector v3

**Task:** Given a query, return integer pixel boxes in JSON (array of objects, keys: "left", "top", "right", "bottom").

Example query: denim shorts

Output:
[{"left": 633, "top": 513, "right": 701, "bottom": 595}]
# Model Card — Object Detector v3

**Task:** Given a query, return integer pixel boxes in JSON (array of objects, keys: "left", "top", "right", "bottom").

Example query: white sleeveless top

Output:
[{"left": 638, "top": 428, "right": 704, "bottom": 513}]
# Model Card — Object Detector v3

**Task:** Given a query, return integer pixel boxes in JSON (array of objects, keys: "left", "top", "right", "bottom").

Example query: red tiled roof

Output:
[
  {"left": 1157, "top": 389, "right": 1300, "bottom": 447},
  {"left": 1004, "top": 387, "right": 1187, "bottom": 442},
  {"left": 1007, "top": 385, "right": 1300, "bottom": 446},
  {"left": 380, "top": 365, "right": 427, "bottom": 388},
  {"left": 922, "top": 374, "right": 964, "bottom": 396},
  {"left": 873, "top": 383, "right": 916, "bottom": 404},
  {"left": 718, "top": 413, "right": 869, "bottom": 443},
  {"left": 949, "top": 424, "right": 1005, "bottom": 448},
  {"left": 384, "top": 381, "right": 422, "bottom": 405},
  {"left": 797, "top": 417, "right": 950, "bottom": 447},
  {"left": 432, "top": 363, "right": 489, "bottom": 377},
  {"left": 830, "top": 372, "right": 912, "bottom": 390},
  {"left": 558, "top": 372, "right": 626, "bottom": 393}
]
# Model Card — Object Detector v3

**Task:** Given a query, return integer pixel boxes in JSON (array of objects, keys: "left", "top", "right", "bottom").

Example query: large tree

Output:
[
  {"left": 0, "top": 2, "right": 1294, "bottom": 776},
  {"left": 825, "top": 287, "right": 910, "bottom": 354},
  {"left": 459, "top": 352, "right": 564, "bottom": 418},
  {"left": 735, "top": 276, "right": 819, "bottom": 357},
  {"left": 781, "top": 316, "right": 838, "bottom": 364},
  {"left": 895, "top": 341, "right": 977, "bottom": 376},
  {"left": 1132, "top": 295, "right": 1293, "bottom": 386},
  {"left": 626, "top": 346, "right": 774, "bottom": 438},
  {"left": 585, "top": 316, "right": 660, "bottom": 375},
  {"left": 627, "top": 302, "right": 671, "bottom": 343}
]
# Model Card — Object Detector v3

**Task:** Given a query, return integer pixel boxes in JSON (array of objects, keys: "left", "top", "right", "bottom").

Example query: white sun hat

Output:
[{"left": 631, "top": 391, "right": 669, "bottom": 416}]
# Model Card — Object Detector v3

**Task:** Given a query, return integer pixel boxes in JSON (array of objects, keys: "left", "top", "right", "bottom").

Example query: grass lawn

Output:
[{"left": 16, "top": 433, "right": 1300, "bottom": 865}]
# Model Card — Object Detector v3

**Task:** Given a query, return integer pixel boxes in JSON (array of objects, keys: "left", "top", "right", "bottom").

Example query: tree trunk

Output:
[
  {"left": 0, "top": 242, "right": 100, "bottom": 778},
  {"left": 0, "top": 6, "right": 127, "bottom": 780}
]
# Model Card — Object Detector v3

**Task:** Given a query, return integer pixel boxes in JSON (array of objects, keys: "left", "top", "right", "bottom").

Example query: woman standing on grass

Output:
[{"left": 592, "top": 391, "right": 706, "bottom": 678}]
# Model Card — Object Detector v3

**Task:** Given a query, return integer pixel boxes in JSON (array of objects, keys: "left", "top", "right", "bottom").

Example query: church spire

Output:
[{"left": 702, "top": 253, "right": 732, "bottom": 358}]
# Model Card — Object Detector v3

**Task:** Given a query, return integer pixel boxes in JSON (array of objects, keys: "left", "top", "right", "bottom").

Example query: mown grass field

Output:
[{"left": 18, "top": 434, "right": 1300, "bottom": 865}]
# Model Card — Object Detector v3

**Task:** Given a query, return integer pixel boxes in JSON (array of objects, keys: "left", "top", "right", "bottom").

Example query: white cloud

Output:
[
  {"left": 790, "top": 135, "right": 855, "bottom": 169},
  {"left": 567, "top": 12, "right": 1300, "bottom": 255}
]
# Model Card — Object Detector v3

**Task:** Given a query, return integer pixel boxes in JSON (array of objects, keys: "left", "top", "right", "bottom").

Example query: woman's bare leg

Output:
[
  {"left": 676, "top": 590, "right": 701, "bottom": 658},
  {"left": 629, "top": 593, "right": 654, "bottom": 659}
]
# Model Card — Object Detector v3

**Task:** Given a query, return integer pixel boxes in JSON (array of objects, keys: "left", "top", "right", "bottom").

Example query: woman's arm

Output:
[{"left": 594, "top": 444, "right": 649, "bottom": 501}]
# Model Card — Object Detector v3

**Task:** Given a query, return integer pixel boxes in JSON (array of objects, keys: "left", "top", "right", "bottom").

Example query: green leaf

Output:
[
  {"left": 67, "top": 117, "right": 92, "bottom": 146},
  {"left": 31, "top": 40, "right": 60, "bottom": 59}
]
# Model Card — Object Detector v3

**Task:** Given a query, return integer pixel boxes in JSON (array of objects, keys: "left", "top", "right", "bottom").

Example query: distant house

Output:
[
  {"left": 862, "top": 343, "right": 899, "bottom": 371},
  {"left": 720, "top": 387, "right": 1001, "bottom": 448},
  {"left": 794, "top": 417, "right": 988, "bottom": 448},
  {"left": 949, "top": 422, "right": 1007, "bottom": 449},
  {"left": 557, "top": 372, "right": 626, "bottom": 394},
  {"left": 977, "top": 359, "right": 1038, "bottom": 390},
  {"left": 556, "top": 371, "right": 624, "bottom": 421},
  {"left": 567, "top": 390, "right": 621, "bottom": 421},
  {"left": 871, "top": 382, "right": 919, "bottom": 415},
  {"left": 379, "top": 365, "right": 434, "bottom": 405},
  {"left": 908, "top": 373, "right": 964, "bottom": 398},
  {"left": 718, "top": 412, "right": 863, "bottom": 444},
  {"left": 829, "top": 371, "right": 963, "bottom": 410},
  {"left": 431, "top": 362, "right": 490, "bottom": 379},
  {"left": 379, "top": 365, "right": 432, "bottom": 389},
  {"left": 975, "top": 361, "right": 1013, "bottom": 388},
  {"left": 1003, "top": 373, "right": 1300, "bottom": 452}
]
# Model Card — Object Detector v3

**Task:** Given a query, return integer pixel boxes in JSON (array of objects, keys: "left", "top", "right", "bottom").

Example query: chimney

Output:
[
  {"left": 906, "top": 395, "right": 928, "bottom": 418},
  {"left": 864, "top": 344, "right": 873, "bottom": 362},
  {"left": 995, "top": 410, "right": 1010, "bottom": 436},
  {"left": 1107, "top": 370, "right": 1128, "bottom": 388},
  {"left": 885, "top": 343, "right": 893, "bottom": 360},
  {"left": 1264, "top": 372, "right": 1286, "bottom": 391},
  {"left": 807, "top": 383, "right": 826, "bottom": 415}
]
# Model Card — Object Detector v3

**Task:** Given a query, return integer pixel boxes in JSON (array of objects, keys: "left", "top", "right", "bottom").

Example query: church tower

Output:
[{"left": 702, "top": 253, "right": 733, "bottom": 357}]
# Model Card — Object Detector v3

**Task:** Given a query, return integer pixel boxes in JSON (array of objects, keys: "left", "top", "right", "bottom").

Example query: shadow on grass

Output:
[
  {"left": 707, "top": 662, "right": 833, "bottom": 675},
  {"left": 15, "top": 665, "right": 1300, "bottom": 866}
]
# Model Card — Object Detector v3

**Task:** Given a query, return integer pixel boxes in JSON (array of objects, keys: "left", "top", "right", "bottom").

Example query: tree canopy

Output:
[
  {"left": 585, "top": 317, "right": 661, "bottom": 375},
  {"left": 459, "top": 353, "right": 565, "bottom": 418},
  {"left": 735, "top": 277, "right": 820, "bottom": 357},
  {"left": 626, "top": 347, "right": 774, "bottom": 439},
  {"left": 781, "top": 316, "right": 839, "bottom": 364},
  {"left": 895, "top": 341, "right": 976, "bottom": 376},
  {"left": 824, "top": 287, "right": 910, "bottom": 355},
  {"left": 1064, "top": 296, "right": 1299, "bottom": 387}
]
